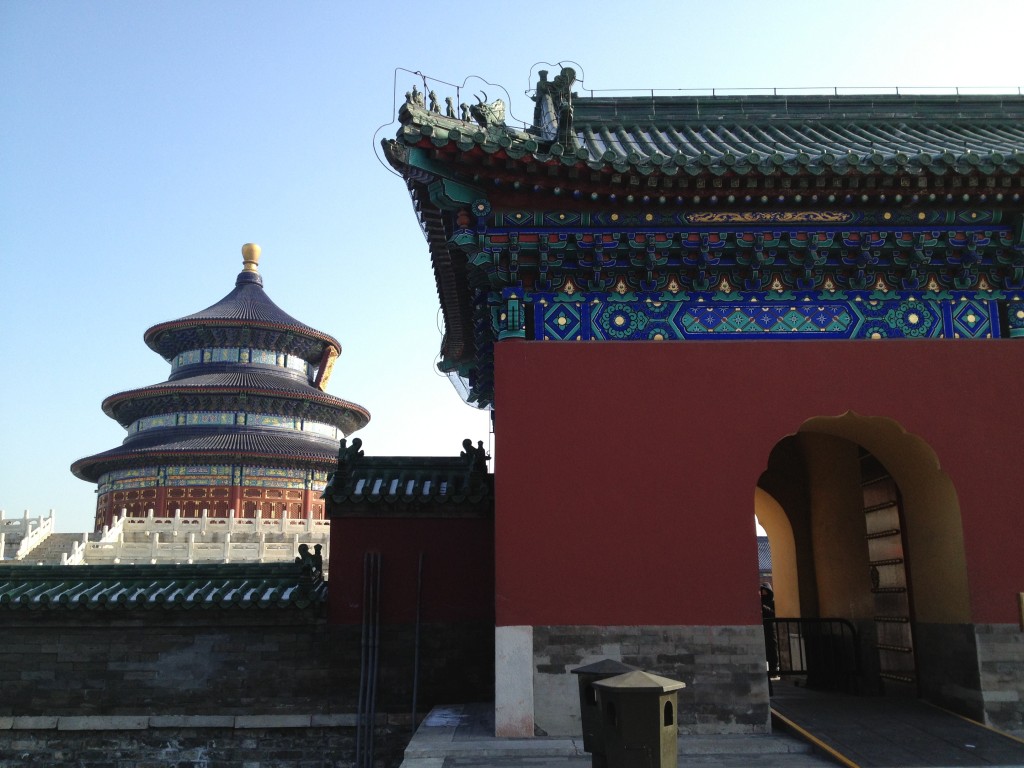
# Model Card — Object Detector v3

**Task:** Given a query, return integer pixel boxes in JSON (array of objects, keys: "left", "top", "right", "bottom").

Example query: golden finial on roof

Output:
[{"left": 241, "top": 243, "right": 261, "bottom": 273}]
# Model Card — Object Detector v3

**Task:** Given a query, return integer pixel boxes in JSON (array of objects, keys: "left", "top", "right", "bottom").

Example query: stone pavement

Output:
[
  {"left": 400, "top": 691, "right": 1024, "bottom": 768},
  {"left": 399, "top": 703, "right": 834, "bottom": 768},
  {"left": 771, "top": 681, "right": 1024, "bottom": 767}
]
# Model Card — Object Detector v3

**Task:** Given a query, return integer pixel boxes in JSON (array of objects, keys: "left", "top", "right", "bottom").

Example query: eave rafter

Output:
[{"left": 404, "top": 133, "right": 1024, "bottom": 210}]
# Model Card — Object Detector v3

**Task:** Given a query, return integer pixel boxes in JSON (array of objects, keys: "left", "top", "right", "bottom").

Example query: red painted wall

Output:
[
  {"left": 494, "top": 339, "right": 1024, "bottom": 627},
  {"left": 328, "top": 517, "right": 494, "bottom": 625}
]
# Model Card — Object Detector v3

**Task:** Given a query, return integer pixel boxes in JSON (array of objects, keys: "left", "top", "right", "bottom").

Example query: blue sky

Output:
[{"left": 2, "top": 1, "right": 1021, "bottom": 533}]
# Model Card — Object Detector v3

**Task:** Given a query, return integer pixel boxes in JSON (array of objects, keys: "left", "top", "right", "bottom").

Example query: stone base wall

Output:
[
  {"left": 915, "top": 623, "right": 985, "bottom": 719},
  {"left": 976, "top": 623, "right": 1024, "bottom": 737},
  {"left": 0, "top": 719, "right": 409, "bottom": 768},
  {"left": 0, "top": 611, "right": 492, "bottom": 718},
  {"left": 913, "top": 622, "right": 1024, "bottom": 737},
  {"left": 532, "top": 625, "right": 770, "bottom": 736}
]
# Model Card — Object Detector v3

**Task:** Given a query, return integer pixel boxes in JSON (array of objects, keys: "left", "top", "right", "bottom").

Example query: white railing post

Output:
[
  {"left": 105, "top": 512, "right": 125, "bottom": 543},
  {"left": 14, "top": 512, "right": 54, "bottom": 560},
  {"left": 224, "top": 532, "right": 231, "bottom": 563},
  {"left": 62, "top": 532, "right": 87, "bottom": 566},
  {"left": 151, "top": 530, "right": 159, "bottom": 563},
  {"left": 305, "top": 508, "right": 314, "bottom": 534},
  {"left": 188, "top": 532, "right": 195, "bottom": 564},
  {"left": 201, "top": 508, "right": 209, "bottom": 535}
]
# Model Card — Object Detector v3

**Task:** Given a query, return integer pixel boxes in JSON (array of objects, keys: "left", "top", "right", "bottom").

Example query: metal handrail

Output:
[{"left": 767, "top": 617, "right": 861, "bottom": 693}]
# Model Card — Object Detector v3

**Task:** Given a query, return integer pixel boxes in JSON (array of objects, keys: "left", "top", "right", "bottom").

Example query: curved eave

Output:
[
  {"left": 101, "top": 384, "right": 370, "bottom": 431},
  {"left": 407, "top": 181, "right": 475, "bottom": 366},
  {"left": 71, "top": 441, "right": 340, "bottom": 483},
  {"left": 383, "top": 140, "right": 477, "bottom": 369},
  {"left": 144, "top": 318, "right": 341, "bottom": 363}
]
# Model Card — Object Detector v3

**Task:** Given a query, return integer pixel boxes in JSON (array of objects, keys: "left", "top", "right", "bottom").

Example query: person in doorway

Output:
[{"left": 760, "top": 583, "right": 780, "bottom": 678}]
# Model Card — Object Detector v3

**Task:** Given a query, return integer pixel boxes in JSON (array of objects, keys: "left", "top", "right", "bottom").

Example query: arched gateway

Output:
[
  {"left": 382, "top": 64, "right": 1024, "bottom": 737},
  {"left": 759, "top": 414, "right": 972, "bottom": 704}
]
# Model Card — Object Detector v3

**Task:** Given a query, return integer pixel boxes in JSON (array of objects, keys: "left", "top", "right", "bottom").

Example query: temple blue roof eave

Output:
[{"left": 143, "top": 275, "right": 341, "bottom": 363}]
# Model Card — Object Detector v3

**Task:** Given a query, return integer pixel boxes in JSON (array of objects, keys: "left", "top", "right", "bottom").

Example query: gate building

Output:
[{"left": 382, "top": 66, "right": 1024, "bottom": 736}]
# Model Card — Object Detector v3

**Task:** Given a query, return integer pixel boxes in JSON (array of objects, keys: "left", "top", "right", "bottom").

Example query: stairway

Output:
[{"left": 4, "top": 533, "right": 87, "bottom": 565}]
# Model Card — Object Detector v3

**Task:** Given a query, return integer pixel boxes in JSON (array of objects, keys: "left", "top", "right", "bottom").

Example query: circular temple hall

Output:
[{"left": 72, "top": 244, "right": 369, "bottom": 530}]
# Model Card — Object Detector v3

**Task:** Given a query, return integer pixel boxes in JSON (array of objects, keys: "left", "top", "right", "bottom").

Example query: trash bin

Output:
[
  {"left": 592, "top": 670, "right": 686, "bottom": 768},
  {"left": 571, "top": 659, "right": 639, "bottom": 767}
]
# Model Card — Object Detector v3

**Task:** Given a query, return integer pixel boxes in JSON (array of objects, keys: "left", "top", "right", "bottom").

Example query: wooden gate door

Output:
[{"left": 860, "top": 451, "right": 917, "bottom": 691}]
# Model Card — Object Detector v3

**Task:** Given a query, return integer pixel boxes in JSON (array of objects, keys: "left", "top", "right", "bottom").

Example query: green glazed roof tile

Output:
[
  {"left": 394, "top": 92, "right": 1024, "bottom": 178},
  {"left": 323, "top": 454, "right": 492, "bottom": 515},
  {"left": 0, "top": 563, "right": 324, "bottom": 611}
]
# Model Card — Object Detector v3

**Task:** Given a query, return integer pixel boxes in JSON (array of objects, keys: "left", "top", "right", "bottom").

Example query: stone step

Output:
[
  {"left": 6, "top": 533, "right": 86, "bottom": 565},
  {"left": 680, "top": 734, "right": 813, "bottom": 755},
  {"left": 410, "top": 735, "right": 813, "bottom": 760}
]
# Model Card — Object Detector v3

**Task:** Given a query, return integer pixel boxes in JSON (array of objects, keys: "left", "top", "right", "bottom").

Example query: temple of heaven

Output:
[{"left": 72, "top": 244, "right": 370, "bottom": 530}]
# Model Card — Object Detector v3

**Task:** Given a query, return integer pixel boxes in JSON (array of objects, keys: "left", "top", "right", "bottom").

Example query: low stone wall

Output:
[
  {"left": 0, "top": 607, "right": 493, "bottom": 766},
  {"left": 0, "top": 717, "right": 409, "bottom": 768},
  {"left": 531, "top": 625, "right": 770, "bottom": 736},
  {"left": 0, "top": 610, "right": 491, "bottom": 717}
]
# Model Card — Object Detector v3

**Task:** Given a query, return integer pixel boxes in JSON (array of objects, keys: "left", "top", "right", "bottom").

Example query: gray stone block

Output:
[
  {"left": 234, "top": 714, "right": 312, "bottom": 728},
  {"left": 149, "top": 714, "right": 235, "bottom": 728},
  {"left": 58, "top": 715, "right": 149, "bottom": 730},
  {"left": 311, "top": 713, "right": 357, "bottom": 727}
]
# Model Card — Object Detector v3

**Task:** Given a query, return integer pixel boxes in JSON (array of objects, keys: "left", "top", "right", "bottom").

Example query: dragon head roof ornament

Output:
[{"left": 469, "top": 92, "right": 506, "bottom": 128}]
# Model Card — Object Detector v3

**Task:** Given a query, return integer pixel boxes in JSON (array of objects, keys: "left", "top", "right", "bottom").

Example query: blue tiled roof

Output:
[
  {"left": 71, "top": 429, "right": 340, "bottom": 483},
  {"left": 100, "top": 371, "right": 369, "bottom": 429},
  {"left": 145, "top": 270, "right": 341, "bottom": 362}
]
